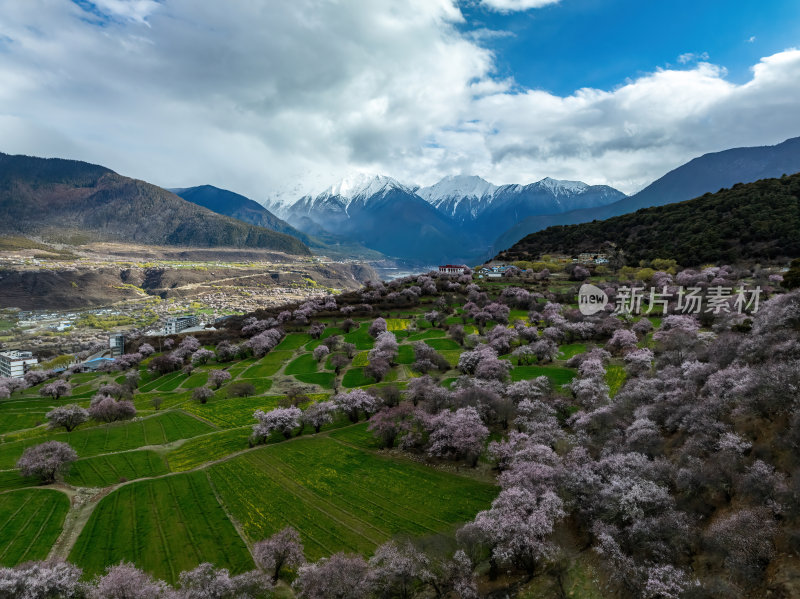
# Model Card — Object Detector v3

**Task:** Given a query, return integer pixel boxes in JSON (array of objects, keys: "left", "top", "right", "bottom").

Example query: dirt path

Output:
[
  {"left": 48, "top": 485, "right": 110, "bottom": 561},
  {"left": 40, "top": 413, "right": 487, "bottom": 560}
]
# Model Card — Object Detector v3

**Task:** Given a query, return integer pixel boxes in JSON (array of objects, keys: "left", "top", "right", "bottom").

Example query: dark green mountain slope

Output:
[
  {"left": 495, "top": 173, "right": 800, "bottom": 266},
  {"left": 494, "top": 136, "right": 800, "bottom": 252},
  {"left": 172, "top": 185, "right": 313, "bottom": 245},
  {"left": 0, "top": 153, "right": 310, "bottom": 255}
]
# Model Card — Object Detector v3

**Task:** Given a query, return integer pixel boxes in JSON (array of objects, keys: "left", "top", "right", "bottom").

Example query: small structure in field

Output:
[{"left": 438, "top": 264, "right": 469, "bottom": 275}]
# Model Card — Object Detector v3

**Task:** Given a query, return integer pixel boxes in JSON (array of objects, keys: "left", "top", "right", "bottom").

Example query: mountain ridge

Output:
[
  {"left": 494, "top": 172, "right": 800, "bottom": 266},
  {"left": 0, "top": 153, "right": 311, "bottom": 255},
  {"left": 493, "top": 136, "right": 800, "bottom": 252},
  {"left": 270, "top": 173, "right": 625, "bottom": 263},
  {"left": 171, "top": 184, "right": 314, "bottom": 246}
]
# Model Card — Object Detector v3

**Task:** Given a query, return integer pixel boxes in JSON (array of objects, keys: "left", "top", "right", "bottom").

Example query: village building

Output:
[
  {"left": 0, "top": 350, "right": 38, "bottom": 378},
  {"left": 575, "top": 252, "right": 610, "bottom": 264},
  {"left": 109, "top": 334, "right": 125, "bottom": 356},
  {"left": 438, "top": 264, "right": 469, "bottom": 275},
  {"left": 164, "top": 315, "right": 200, "bottom": 335}
]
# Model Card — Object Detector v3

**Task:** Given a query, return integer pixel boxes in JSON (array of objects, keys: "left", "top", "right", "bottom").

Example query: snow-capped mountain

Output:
[
  {"left": 273, "top": 174, "right": 475, "bottom": 263},
  {"left": 317, "top": 173, "right": 415, "bottom": 205},
  {"left": 418, "top": 175, "right": 626, "bottom": 240},
  {"left": 416, "top": 175, "right": 498, "bottom": 223},
  {"left": 268, "top": 172, "right": 625, "bottom": 263},
  {"left": 488, "top": 177, "right": 625, "bottom": 215},
  {"left": 268, "top": 174, "right": 411, "bottom": 217}
]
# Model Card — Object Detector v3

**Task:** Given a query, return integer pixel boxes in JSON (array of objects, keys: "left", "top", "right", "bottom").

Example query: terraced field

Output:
[
  {"left": 70, "top": 470, "right": 253, "bottom": 583},
  {"left": 166, "top": 428, "right": 253, "bottom": 472},
  {"left": 0, "top": 410, "right": 216, "bottom": 471},
  {"left": 0, "top": 489, "right": 70, "bottom": 566},
  {"left": 66, "top": 450, "right": 169, "bottom": 487},
  {"left": 0, "top": 285, "right": 607, "bottom": 584},
  {"left": 208, "top": 436, "right": 497, "bottom": 560},
  {"left": 182, "top": 396, "right": 281, "bottom": 428}
]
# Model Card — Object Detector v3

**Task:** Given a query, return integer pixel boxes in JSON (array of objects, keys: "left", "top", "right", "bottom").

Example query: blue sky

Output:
[{"left": 460, "top": 0, "right": 800, "bottom": 95}]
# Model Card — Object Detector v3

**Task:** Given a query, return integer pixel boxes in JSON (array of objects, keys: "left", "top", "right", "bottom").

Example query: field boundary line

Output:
[
  {"left": 248, "top": 452, "right": 387, "bottom": 546},
  {"left": 210, "top": 463, "right": 342, "bottom": 556},
  {"left": 178, "top": 408, "right": 221, "bottom": 430},
  {"left": 268, "top": 446, "right": 447, "bottom": 532},
  {"left": 205, "top": 470, "right": 254, "bottom": 556},
  {"left": 18, "top": 499, "right": 59, "bottom": 564},
  {"left": 0, "top": 496, "right": 42, "bottom": 561},
  {"left": 148, "top": 482, "right": 177, "bottom": 583}
]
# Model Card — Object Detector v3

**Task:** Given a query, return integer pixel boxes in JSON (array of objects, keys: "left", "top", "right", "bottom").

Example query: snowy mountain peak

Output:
[
  {"left": 533, "top": 177, "right": 590, "bottom": 195},
  {"left": 417, "top": 175, "right": 497, "bottom": 204},
  {"left": 318, "top": 173, "right": 412, "bottom": 202}
]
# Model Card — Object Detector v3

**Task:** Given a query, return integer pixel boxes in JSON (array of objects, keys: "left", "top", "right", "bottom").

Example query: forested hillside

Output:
[{"left": 496, "top": 173, "right": 800, "bottom": 265}]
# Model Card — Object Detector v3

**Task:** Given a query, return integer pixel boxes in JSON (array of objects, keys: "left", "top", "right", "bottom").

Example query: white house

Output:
[
  {"left": 0, "top": 351, "right": 38, "bottom": 378},
  {"left": 438, "top": 264, "right": 469, "bottom": 275}
]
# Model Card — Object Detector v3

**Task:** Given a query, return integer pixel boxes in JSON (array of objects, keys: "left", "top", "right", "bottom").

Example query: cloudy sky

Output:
[{"left": 1, "top": 0, "right": 800, "bottom": 201}]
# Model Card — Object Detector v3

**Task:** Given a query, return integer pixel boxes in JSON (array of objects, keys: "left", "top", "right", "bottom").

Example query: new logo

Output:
[{"left": 578, "top": 284, "right": 609, "bottom": 315}]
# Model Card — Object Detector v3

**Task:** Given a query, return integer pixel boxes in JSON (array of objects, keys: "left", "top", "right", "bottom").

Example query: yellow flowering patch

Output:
[
  {"left": 352, "top": 351, "right": 370, "bottom": 367},
  {"left": 385, "top": 318, "right": 411, "bottom": 331}
]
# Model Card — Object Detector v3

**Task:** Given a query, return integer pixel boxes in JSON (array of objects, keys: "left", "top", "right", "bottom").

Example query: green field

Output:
[
  {"left": 424, "top": 338, "right": 461, "bottom": 351},
  {"left": 70, "top": 471, "right": 253, "bottom": 583},
  {"left": 510, "top": 365, "right": 577, "bottom": 385},
  {"left": 407, "top": 329, "right": 446, "bottom": 341},
  {"left": 0, "top": 411, "right": 47, "bottom": 435},
  {"left": 209, "top": 436, "right": 497, "bottom": 560},
  {"left": 558, "top": 343, "right": 588, "bottom": 359},
  {"left": 240, "top": 350, "right": 293, "bottom": 378},
  {"left": 342, "top": 367, "right": 375, "bottom": 388},
  {"left": 0, "top": 489, "right": 70, "bottom": 566},
  {"left": 605, "top": 364, "right": 627, "bottom": 397},
  {"left": 182, "top": 396, "right": 281, "bottom": 428},
  {"left": 182, "top": 371, "right": 209, "bottom": 388},
  {"left": 276, "top": 333, "right": 312, "bottom": 351},
  {"left": 343, "top": 325, "right": 374, "bottom": 350},
  {"left": 139, "top": 371, "right": 184, "bottom": 393},
  {"left": 285, "top": 353, "right": 320, "bottom": 375},
  {"left": 0, "top": 410, "right": 216, "bottom": 469},
  {"left": 67, "top": 450, "right": 169, "bottom": 487},
  {"left": 294, "top": 372, "right": 336, "bottom": 389},
  {"left": 328, "top": 422, "right": 381, "bottom": 449},
  {"left": 166, "top": 428, "right": 252, "bottom": 472}
]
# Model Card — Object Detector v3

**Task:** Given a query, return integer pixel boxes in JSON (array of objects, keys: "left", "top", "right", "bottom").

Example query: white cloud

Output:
[
  {"left": 440, "top": 51, "right": 800, "bottom": 192},
  {"left": 0, "top": 1, "right": 798, "bottom": 202},
  {"left": 88, "top": 0, "right": 160, "bottom": 23},
  {"left": 479, "top": 0, "right": 560, "bottom": 12},
  {"left": 677, "top": 51, "right": 710, "bottom": 64}
]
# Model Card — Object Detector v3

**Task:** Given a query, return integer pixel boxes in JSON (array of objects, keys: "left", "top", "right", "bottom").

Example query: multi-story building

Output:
[
  {"left": 109, "top": 334, "right": 125, "bottom": 356},
  {"left": 164, "top": 315, "right": 200, "bottom": 335},
  {"left": 0, "top": 351, "right": 38, "bottom": 379}
]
